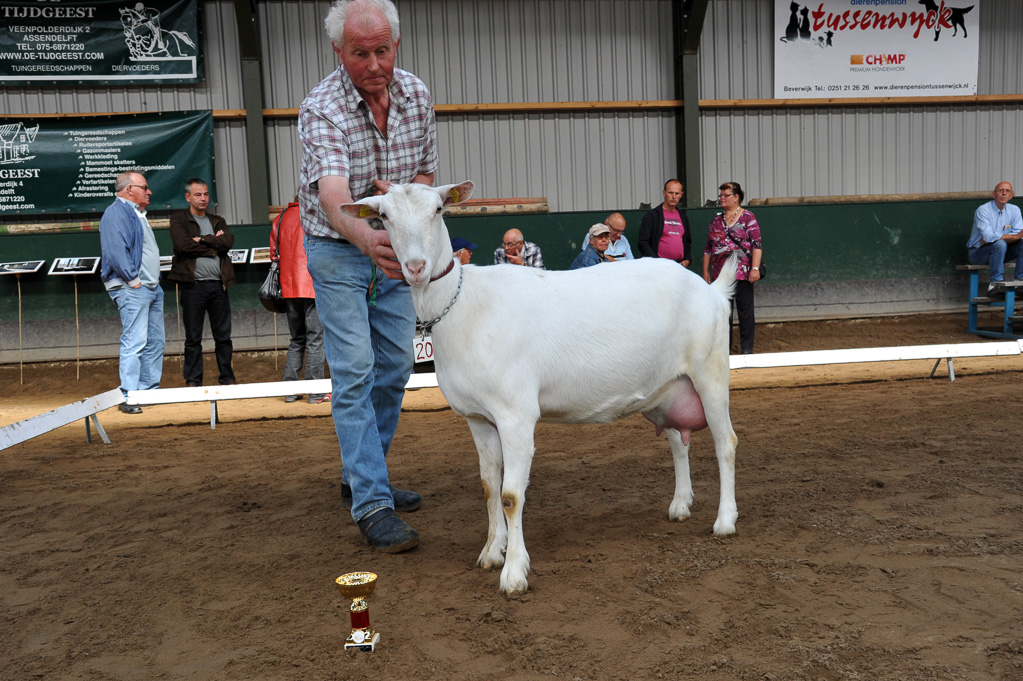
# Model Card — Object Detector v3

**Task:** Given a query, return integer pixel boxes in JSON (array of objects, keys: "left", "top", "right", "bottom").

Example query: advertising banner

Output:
[
  {"left": 0, "top": 0, "right": 202, "bottom": 84},
  {"left": 0, "top": 110, "right": 214, "bottom": 216},
  {"left": 774, "top": 0, "right": 980, "bottom": 99}
]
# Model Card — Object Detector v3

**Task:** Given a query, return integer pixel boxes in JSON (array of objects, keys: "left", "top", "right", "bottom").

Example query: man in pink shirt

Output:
[{"left": 638, "top": 178, "right": 692, "bottom": 267}]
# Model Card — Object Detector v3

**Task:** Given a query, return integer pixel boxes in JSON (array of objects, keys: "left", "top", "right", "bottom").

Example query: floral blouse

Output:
[{"left": 704, "top": 209, "right": 762, "bottom": 281}]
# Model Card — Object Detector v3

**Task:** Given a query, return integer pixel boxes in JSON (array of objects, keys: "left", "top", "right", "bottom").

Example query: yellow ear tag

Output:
[
  {"left": 359, "top": 206, "right": 373, "bottom": 218},
  {"left": 450, "top": 189, "right": 460, "bottom": 204}
]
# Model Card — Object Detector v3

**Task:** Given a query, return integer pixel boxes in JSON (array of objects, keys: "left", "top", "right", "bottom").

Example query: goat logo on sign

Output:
[{"left": 120, "top": 2, "right": 196, "bottom": 59}]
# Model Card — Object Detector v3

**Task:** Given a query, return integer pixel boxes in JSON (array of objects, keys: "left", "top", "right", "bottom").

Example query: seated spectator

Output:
[
  {"left": 494, "top": 228, "right": 544, "bottom": 268},
  {"left": 967, "top": 180, "right": 1023, "bottom": 296},
  {"left": 580, "top": 213, "right": 633, "bottom": 260},
  {"left": 571, "top": 223, "right": 614, "bottom": 269},
  {"left": 451, "top": 237, "right": 477, "bottom": 265}
]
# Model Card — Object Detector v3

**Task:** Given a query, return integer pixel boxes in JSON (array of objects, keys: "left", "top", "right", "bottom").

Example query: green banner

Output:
[
  {"left": 0, "top": 0, "right": 202, "bottom": 84},
  {"left": 0, "top": 110, "right": 214, "bottom": 216}
]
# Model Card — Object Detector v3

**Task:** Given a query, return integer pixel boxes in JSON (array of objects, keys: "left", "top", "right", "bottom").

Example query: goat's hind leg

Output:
[
  {"left": 466, "top": 416, "right": 507, "bottom": 570},
  {"left": 665, "top": 428, "right": 695, "bottom": 521},
  {"left": 690, "top": 367, "right": 739, "bottom": 536}
]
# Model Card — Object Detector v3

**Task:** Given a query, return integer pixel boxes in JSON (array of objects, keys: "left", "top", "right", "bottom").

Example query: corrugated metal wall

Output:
[
  {"left": 2, "top": 0, "right": 1021, "bottom": 222},
  {"left": 698, "top": 0, "right": 1023, "bottom": 205},
  {"left": 258, "top": 0, "right": 678, "bottom": 213}
]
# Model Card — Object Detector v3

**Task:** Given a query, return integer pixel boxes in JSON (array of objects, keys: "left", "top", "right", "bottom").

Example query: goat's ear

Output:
[
  {"left": 441, "top": 181, "right": 475, "bottom": 207},
  {"left": 340, "top": 199, "right": 382, "bottom": 221}
]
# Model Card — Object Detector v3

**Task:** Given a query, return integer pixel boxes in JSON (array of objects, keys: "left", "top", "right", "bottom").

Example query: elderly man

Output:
[
  {"left": 570, "top": 223, "right": 614, "bottom": 269},
  {"left": 451, "top": 237, "right": 476, "bottom": 265},
  {"left": 299, "top": 0, "right": 437, "bottom": 553},
  {"left": 967, "top": 181, "right": 1023, "bottom": 297},
  {"left": 638, "top": 179, "right": 691, "bottom": 267},
  {"left": 579, "top": 213, "right": 633, "bottom": 260},
  {"left": 494, "top": 228, "right": 544, "bottom": 268},
  {"left": 99, "top": 170, "right": 164, "bottom": 414}
]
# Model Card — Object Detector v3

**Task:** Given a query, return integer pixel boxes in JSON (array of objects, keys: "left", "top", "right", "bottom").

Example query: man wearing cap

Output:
[
  {"left": 570, "top": 223, "right": 614, "bottom": 269},
  {"left": 451, "top": 237, "right": 476, "bottom": 265},
  {"left": 579, "top": 212, "right": 633, "bottom": 260}
]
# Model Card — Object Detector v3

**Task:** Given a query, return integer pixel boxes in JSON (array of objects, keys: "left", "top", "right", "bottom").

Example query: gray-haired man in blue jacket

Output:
[{"left": 99, "top": 170, "right": 165, "bottom": 414}]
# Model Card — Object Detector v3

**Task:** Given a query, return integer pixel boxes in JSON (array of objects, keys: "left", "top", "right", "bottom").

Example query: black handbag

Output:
[{"left": 259, "top": 209, "right": 289, "bottom": 313}]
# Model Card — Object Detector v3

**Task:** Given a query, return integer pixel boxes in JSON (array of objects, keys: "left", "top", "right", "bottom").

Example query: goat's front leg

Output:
[
  {"left": 496, "top": 416, "right": 537, "bottom": 596},
  {"left": 466, "top": 416, "right": 506, "bottom": 570},
  {"left": 665, "top": 428, "right": 695, "bottom": 521}
]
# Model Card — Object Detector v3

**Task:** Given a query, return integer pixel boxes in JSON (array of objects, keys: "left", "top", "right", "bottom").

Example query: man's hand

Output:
[
  {"left": 364, "top": 229, "right": 405, "bottom": 280},
  {"left": 192, "top": 236, "right": 201, "bottom": 243},
  {"left": 507, "top": 253, "right": 524, "bottom": 266}
]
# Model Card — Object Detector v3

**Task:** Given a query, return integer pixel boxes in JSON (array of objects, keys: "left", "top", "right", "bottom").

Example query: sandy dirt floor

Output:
[{"left": 2, "top": 312, "right": 1022, "bottom": 680}]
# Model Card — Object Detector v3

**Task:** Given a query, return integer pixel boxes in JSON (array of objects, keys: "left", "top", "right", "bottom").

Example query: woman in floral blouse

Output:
[{"left": 702, "top": 181, "right": 763, "bottom": 355}]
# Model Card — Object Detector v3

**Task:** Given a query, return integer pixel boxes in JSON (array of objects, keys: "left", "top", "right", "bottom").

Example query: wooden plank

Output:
[{"left": 0, "top": 388, "right": 123, "bottom": 451}]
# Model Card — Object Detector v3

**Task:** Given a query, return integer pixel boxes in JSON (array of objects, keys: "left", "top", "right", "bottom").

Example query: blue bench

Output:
[{"left": 957, "top": 264, "right": 1023, "bottom": 339}]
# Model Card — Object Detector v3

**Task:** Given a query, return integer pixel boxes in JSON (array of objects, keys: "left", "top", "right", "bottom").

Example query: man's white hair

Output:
[{"left": 324, "top": 0, "right": 400, "bottom": 47}]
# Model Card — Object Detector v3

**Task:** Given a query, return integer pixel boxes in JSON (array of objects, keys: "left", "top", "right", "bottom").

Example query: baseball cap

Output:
[{"left": 451, "top": 237, "right": 477, "bottom": 251}]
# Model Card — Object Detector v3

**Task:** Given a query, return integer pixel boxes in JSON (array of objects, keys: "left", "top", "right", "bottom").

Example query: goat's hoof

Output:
[
  {"left": 712, "top": 512, "right": 738, "bottom": 536},
  {"left": 668, "top": 501, "right": 692, "bottom": 521},
  {"left": 477, "top": 550, "right": 505, "bottom": 571},
  {"left": 500, "top": 574, "right": 529, "bottom": 597}
]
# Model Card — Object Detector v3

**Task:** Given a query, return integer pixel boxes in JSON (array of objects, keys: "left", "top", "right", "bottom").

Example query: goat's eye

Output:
[
  {"left": 379, "top": 212, "right": 388, "bottom": 220},
  {"left": 436, "top": 206, "right": 443, "bottom": 214}
]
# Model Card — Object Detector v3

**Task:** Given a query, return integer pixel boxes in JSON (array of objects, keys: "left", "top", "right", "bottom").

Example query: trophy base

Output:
[{"left": 344, "top": 631, "right": 380, "bottom": 652}]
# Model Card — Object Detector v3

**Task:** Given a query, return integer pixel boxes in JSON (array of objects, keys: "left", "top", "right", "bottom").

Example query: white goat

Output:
[{"left": 342, "top": 181, "right": 739, "bottom": 596}]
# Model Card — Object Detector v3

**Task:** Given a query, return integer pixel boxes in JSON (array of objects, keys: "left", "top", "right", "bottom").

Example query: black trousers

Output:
[
  {"left": 180, "top": 280, "right": 235, "bottom": 385},
  {"left": 730, "top": 280, "right": 756, "bottom": 354}
]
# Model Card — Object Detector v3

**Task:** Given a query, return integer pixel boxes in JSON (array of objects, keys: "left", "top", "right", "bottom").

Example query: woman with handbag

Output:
[{"left": 702, "top": 181, "right": 763, "bottom": 355}]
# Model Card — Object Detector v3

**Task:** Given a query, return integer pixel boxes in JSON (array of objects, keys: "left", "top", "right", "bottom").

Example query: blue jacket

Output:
[
  {"left": 99, "top": 198, "right": 147, "bottom": 290},
  {"left": 570, "top": 244, "right": 610, "bottom": 270}
]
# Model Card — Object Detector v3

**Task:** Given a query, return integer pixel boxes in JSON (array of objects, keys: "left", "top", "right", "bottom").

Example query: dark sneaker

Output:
[
  {"left": 118, "top": 403, "right": 142, "bottom": 414},
  {"left": 988, "top": 283, "right": 1006, "bottom": 299},
  {"left": 341, "top": 483, "right": 422, "bottom": 512},
  {"left": 357, "top": 508, "right": 419, "bottom": 553},
  {"left": 285, "top": 395, "right": 299, "bottom": 403},
  {"left": 309, "top": 393, "right": 331, "bottom": 404}
]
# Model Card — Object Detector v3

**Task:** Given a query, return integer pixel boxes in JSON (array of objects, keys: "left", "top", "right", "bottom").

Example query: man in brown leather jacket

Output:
[{"left": 168, "top": 178, "right": 237, "bottom": 386}]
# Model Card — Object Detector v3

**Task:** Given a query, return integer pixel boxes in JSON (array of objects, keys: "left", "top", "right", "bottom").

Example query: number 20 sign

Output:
[{"left": 413, "top": 335, "right": 433, "bottom": 363}]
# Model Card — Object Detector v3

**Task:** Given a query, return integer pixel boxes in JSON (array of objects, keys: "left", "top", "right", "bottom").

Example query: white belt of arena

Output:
[{"left": 2, "top": 340, "right": 1022, "bottom": 450}]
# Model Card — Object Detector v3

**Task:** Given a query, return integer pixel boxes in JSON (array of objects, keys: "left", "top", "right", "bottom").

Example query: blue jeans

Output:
[
  {"left": 109, "top": 285, "right": 165, "bottom": 396},
  {"left": 304, "top": 236, "right": 416, "bottom": 521},
  {"left": 968, "top": 239, "right": 1023, "bottom": 281},
  {"left": 283, "top": 298, "right": 325, "bottom": 382}
]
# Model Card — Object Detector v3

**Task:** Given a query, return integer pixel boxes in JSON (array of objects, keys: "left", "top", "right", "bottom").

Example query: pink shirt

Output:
[{"left": 657, "top": 208, "right": 686, "bottom": 261}]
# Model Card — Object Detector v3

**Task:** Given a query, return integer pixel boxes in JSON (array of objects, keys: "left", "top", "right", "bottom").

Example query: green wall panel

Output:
[{"left": 0, "top": 196, "right": 1013, "bottom": 324}]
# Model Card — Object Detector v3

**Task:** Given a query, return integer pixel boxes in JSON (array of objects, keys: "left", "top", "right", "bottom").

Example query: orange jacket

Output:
[{"left": 269, "top": 203, "right": 315, "bottom": 299}]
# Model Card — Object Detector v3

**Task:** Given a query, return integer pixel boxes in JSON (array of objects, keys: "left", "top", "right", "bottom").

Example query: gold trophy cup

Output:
[{"left": 336, "top": 572, "right": 380, "bottom": 652}]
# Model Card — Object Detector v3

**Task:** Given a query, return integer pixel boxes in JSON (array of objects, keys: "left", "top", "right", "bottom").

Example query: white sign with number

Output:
[
  {"left": 774, "top": 0, "right": 979, "bottom": 99},
  {"left": 413, "top": 335, "right": 434, "bottom": 364}
]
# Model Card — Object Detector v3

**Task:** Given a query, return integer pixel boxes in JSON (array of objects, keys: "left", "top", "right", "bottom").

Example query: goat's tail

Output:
[{"left": 710, "top": 252, "right": 739, "bottom": 301}]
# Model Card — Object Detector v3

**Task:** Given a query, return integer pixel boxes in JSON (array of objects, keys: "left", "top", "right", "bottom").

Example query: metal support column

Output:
[
  {"left": 233, "top": 0, "right": 270, "bottom": 223},
  {"left": 674, "top": 0, "right": 709, "bottom": 209}
]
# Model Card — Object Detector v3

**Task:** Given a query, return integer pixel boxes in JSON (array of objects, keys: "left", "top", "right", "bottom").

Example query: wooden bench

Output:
[{"left": 956, "top": 264, "right": 1023, "bottom": 339}]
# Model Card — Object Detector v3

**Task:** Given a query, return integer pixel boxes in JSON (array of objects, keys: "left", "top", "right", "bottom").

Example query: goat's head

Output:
[{"left": 341, "top": 181, "right": 474, "bottom": 286}]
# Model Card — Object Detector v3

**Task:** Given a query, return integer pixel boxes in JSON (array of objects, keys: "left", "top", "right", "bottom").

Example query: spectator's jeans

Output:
[
  {"left": 283, "top": 298, "right": 324, "bottom": 382},
  {"left": 109, "top": 285, "right": 165, "bottom": 396},
  {"left": 304, "top": 236, "right": 416, "bottom": 522},
  {"left": 968, "top": 239, "right": 1023, "bottom": 282},
  {"left": 180, "top": 280, "right": 235, "bottom": 385}
]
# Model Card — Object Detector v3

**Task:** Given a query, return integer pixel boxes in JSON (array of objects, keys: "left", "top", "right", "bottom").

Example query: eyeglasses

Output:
[
  {"left": 129, "top": 184, "right": 150, "bottom": 192},
  {"left": 503, "top": 240, "right": 523, "bottom": 248},
  {"left": 719, "top": 192, "right": 734, "bottom": 198}
]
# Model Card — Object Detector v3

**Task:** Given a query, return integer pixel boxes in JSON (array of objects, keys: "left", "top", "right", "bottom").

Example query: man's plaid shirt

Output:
[
  {"left": 298, "top": 65, "right": 438, "bottom": 239},
  {"left": 493, "top": 241, "right": 545, "bottom": 269}
]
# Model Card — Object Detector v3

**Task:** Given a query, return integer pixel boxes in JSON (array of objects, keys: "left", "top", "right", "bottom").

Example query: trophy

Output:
[{"left": 336, "top": 572, "right": 380, "bottom": 652}]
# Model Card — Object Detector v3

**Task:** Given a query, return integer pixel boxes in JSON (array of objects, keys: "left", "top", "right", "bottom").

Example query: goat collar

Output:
[
  {"left": 430, "top": 257, "right": 456, "bottom": 282},
  {"left": 416, "top": 260, "right": 463, "bottom": 335}
]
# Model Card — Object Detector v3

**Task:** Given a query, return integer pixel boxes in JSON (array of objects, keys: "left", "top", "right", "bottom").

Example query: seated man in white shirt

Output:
[{"left": 579, "top": 212, "right": 633, "bottom": 260}]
